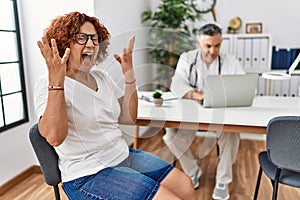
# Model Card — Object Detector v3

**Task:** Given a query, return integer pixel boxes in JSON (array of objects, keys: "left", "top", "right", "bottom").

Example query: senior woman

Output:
[{"left": 34, "top": 11, "right": 195, "bottom": 200}]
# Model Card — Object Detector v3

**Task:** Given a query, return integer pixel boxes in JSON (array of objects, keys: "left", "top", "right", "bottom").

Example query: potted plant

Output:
[
  {"left": 152, "top": 89, "right": 163, "bottom": 106},
  {"left": 141, "top": 0, "right": 203, "bottom": 90}
]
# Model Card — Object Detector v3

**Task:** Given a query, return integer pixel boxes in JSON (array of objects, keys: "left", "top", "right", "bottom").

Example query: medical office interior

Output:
[{"left": 1, "top": 0, "right": 300, "bottom": 199}]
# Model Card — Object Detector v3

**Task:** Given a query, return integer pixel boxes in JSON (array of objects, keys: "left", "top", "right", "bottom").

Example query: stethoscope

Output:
[{"left": 189, "top": 51, "right": 222, "bottom": 88}]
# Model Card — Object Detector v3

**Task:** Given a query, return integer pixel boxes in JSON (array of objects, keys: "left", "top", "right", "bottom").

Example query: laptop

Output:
[{"left": 203, "top": 73, "right": 258, "bottom": 108}]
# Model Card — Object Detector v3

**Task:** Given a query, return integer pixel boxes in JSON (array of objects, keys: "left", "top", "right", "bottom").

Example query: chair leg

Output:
[
  {"left": 253, "top": 166, "right": 263, "bottom": 200},
  {"left": 272, "top": 168, "right": 282, "bottom": 200},
  {"left": 271, "top": 179, "right": 274, "bottom": 187},
  {"left": 54, "top": 185, "right": 61, "bottom": 200}
]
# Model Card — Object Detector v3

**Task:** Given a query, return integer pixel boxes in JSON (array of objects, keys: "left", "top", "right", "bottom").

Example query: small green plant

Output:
[{"left": 152, "top": 90, "right": 163, "bottom": 99}]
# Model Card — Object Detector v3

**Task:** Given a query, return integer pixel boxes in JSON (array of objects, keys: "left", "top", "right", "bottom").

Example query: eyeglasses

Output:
[{"left": 75, "top": 33, "right": 102, "bottom": 45}]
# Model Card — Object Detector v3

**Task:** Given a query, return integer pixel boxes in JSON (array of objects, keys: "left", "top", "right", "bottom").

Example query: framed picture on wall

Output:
[{"left": 246, "top": 23, "right": 263, "bottom": 34}]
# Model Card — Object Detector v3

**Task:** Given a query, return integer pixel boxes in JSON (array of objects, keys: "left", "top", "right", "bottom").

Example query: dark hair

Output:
[
  {"left": 199, "top": 23, "right": 222, "bottom": 36},
  {"left": 44, "top": 11, "right": 110, "bottom": 64}
]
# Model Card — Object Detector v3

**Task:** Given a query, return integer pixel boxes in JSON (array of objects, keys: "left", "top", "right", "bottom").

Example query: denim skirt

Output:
[{"left": 63, "top": 148, "right": 174, "bottom": 200}]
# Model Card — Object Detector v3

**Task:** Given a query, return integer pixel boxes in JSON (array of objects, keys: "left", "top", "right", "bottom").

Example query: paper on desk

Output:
[{"left": 138, "top": 92, "right": 179, "bottom": 102}]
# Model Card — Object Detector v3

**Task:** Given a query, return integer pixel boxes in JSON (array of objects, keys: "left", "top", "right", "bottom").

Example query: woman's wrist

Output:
[
  {"left": 125, "top": 79, "right": 136, "bottom": 84},
  {"left": 124, "top": 75, "right": 136, "bottom": 85},
  {"left": 124, "top": 70, "right": 135, "bottom": 82},
  {"left": 48, "top": 85, "right": 64, "bottom": 91},
  {"left": 49, "top": 75, "right": 65, "bottom": 87},
  {"left": 48, "top": 78, "right": 65, "bottom": 91}
]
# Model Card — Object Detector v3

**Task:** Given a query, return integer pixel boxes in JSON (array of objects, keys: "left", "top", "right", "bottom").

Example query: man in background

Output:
[{"left": 163, "top": 23, "right": 245, "bottom": 200}]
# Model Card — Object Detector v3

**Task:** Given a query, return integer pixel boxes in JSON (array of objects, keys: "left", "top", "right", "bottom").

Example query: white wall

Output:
[
  {"left": 94, "top": 0, "right": 153, "bottom": 89},
  {"left": 94, "top": 1, "right": 156, "bottom": 142},
  {"left": 203, "top": 0, "right": 300, "bottom": 48},
  {"left": 1, "top": 0, "right": 300, "bottom": 186}
]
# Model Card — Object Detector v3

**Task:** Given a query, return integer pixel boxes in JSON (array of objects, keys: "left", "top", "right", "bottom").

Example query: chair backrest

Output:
[
  {"left": 266, "top": 116, "right": 300, "bottom": 172},
  {"left": 29, "top": 123, "right": 62, "bottom": 186}
]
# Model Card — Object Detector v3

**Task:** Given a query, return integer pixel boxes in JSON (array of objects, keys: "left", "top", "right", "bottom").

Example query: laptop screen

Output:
[{"left": 203, "top": 74, "right": 258, "bottom": 108}]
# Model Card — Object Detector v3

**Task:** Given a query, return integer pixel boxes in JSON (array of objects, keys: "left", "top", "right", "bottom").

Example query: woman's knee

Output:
[
  {"left": 161, "top": 168, "right": 196, "bottom": 200},
  {"left": 153, "top": 185, "right": 181, "bottom": 200},
  {"left": 177, "top": 170, "right": 195, "bottom": 195},
  {"left": 175, "top": 174, "right": 196, "bottom": 200}
]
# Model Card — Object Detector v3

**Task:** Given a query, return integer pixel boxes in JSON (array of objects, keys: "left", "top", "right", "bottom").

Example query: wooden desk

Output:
[{"left": 134, "top": 95, "right": 300, "bottom": 148}]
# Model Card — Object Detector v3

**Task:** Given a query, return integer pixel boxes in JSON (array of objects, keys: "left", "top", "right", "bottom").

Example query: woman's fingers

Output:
[
  {"left": 114, "top": 36, "right": 136, "bottom": 74},
  {"left": 123, "top": 36, "right": 135, "bottom": 62},
  {"left": 128, "top": 36, "right": 135, "bottom": 51},
  {"left": 114, "top": 54, "right": 122, "bottom": 64},
  {"left": 61, "top": 48, "right": 70, "bottom": 65},
  {"left": 37, "top": 41, "right": 45, "bottom": 57},
  {"left": 37, "top": 37, "right": 69, "bottom": 74},
  {"left": 51, "top": 38, "right": 59, "bottom": 57},
  {"left": 41, "top": 37, "right": 51, "bottom": 55},
  {"left": 123, "top": 48, "right": 128, "bottom": 62}
]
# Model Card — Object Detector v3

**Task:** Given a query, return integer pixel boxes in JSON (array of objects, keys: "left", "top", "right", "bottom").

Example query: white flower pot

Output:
[{"left": 154, "top": 98, "right": 163, "bottom": 106}]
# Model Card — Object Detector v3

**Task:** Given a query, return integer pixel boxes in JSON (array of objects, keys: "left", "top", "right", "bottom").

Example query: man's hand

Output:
[
  {"left": 192, "top": 91, "right": 204, "bottom": 103},
  {"left": 184, "top": 90, "right": 204, "bottom": 103}
]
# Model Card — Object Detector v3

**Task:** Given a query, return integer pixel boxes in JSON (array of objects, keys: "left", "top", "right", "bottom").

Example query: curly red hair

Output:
[{"left": 44, "top": 11, "right": 110, "bottom": 64}]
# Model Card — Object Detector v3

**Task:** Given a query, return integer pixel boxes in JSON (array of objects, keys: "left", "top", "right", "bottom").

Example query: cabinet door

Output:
[
  {"left": 290, "top": 76, "right": 299, "bottom": 97},
  {"left": 280, "top": 79, "right": 290, "bottom": 97},
  {"left": 257, "top": 75, "right": 266, "bottom": 96},
  {"left": 260, "top": 38, "right": 269, "bottom": 68},
  {"left": 244, "top": 38, "right": 252, "bottom": 69},
  {"left": 252, "top": 38, "right": 261, "bottom": 68},
  {"left": 235, "top": 38, "right": 245, "bottom": 67},
  {"left": 232, "top": 34, "right": 271, "bottom": 73}
]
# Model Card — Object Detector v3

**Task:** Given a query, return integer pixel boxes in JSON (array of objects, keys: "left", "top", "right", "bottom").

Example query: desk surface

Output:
[
  {"left": 134, "top": 93, "right": 300, "bottom": 148},
  {"left": 137, "top": 93, "right": 300, "bottom": 133}
]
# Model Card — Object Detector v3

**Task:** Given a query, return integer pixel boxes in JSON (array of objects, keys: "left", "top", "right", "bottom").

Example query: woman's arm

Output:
[
  {"left": 114, "top": 36, "right": 137, "bottom": 124},
  {"left": 37, "top": 37, "right": 70, "bottom": 146}
]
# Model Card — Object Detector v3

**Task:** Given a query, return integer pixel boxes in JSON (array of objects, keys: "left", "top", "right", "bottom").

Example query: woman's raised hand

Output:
[
  {"left": 114, "top": 36, "right": 135, "bottom": 76},
  {"left": 37, "top": 37, "right": 70, "bottom": 84}
]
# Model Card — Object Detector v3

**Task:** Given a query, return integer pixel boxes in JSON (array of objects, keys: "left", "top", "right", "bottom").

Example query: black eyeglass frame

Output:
[{"left": 75, "top": 33, "right": 102, "bottom": 46}]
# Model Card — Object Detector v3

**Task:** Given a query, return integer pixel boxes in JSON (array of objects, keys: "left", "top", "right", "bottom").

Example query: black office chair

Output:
[
  {"left": 29, "top": 123, "right": 62, "bottom": 200},
  {"left": 253, "top": 116, "right": 300, "bottom": 200}
]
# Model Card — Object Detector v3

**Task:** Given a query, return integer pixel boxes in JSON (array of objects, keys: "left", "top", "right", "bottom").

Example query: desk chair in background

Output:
[
  {"left": 29, "top": 123, "right": 62, "bottom": 200},
  {"left": 253, "top": 116, "right": 300, "bottom": 200}
]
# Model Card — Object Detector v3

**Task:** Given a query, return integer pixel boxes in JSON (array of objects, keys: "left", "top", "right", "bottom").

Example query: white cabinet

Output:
[
  {"left": 257, "top": 73, "right": 300, "bottom": 97},
  {"left": 221, "top": 34, "right": 272, "bottom": 73},
  {"left": 220, "top": 34, "right": 300, "bottom": 97}
]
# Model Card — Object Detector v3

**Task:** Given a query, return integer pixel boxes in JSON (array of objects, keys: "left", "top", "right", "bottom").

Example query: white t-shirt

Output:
[
  {"left": 171, "top": 49, "right": 245, "bottom": 98},
  {"left": 34, "top": 69, "right": 129, "bottom": 182}
]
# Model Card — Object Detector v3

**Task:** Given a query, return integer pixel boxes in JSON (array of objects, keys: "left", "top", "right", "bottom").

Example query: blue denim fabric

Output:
[{"left": 63, "top": 148, "right": 174, "bottom": 200}]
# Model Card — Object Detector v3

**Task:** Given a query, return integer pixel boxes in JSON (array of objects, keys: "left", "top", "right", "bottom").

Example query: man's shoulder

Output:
[
  {"left": 180, "top": 49, "right": 198, "bottom": 60},
  {"left": 185, "top": 49, "right": 198, "bottom": 55},
  {"left": 220, "top": 53, "right": 245, "bottom": 73},
  {"left": 221, "top": 53, "right": 238, "bottom": 60}
]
